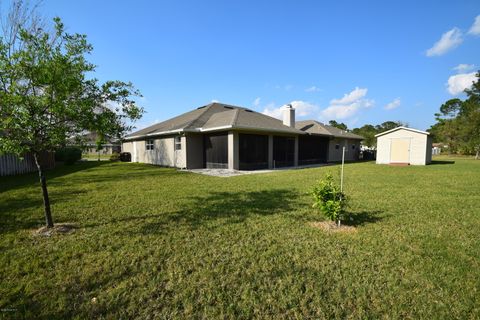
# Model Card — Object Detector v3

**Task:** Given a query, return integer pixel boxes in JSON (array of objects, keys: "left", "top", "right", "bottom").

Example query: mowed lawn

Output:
[{"left": 1, "top": 158, "right": 479, "bottom": 319}]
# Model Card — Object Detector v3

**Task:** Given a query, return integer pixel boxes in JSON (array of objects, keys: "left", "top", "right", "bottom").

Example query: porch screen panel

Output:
[
  {"left": 204, "top": 133, "right": 228, "bottom": 168},
  {"left": 298, "top": 136, "right": 329, "bottom": 165},
  {"left": 273, "top": 136, "right": 295, "bottom": 168},
  {"left": 239, "top": 134, "right": 268, "bottom": 170}
]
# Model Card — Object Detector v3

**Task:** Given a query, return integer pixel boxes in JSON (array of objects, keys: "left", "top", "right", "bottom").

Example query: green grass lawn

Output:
[{"left": 1, "top": 158, "right": 479, "bottom": 319}]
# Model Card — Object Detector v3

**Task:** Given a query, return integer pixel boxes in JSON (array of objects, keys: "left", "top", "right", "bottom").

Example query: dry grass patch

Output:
[
  {"left": 33, "top": 223, "right": 77, "bottom": 237},
  {"left": 309, "top": 221, "right": 357, "bottom": 233}
]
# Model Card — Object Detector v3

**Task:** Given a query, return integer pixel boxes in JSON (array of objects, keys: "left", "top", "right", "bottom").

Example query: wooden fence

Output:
[{"left": 0, "top": 152, "right": 55, "bottom": 177}]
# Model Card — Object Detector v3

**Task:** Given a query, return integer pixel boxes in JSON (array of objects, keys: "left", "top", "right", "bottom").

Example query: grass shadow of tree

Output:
[
  {"left": 343, "top": 210, "right": 385, "bottom": 227},
  {"left": 139, "top": 189, "right": 299, "bottom": 234},
  {"left": 0, "top": 161, "right": 110, "bottom": 193},
  {"left": 0, "top": 189, "right": 88, "bottom": 234}
]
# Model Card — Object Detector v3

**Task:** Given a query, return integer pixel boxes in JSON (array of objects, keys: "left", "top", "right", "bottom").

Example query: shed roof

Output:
[{"left": 374, "top": 126, "right": 430, "bottom": 137}]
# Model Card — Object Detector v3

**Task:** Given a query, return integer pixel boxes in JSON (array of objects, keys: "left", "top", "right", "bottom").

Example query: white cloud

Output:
[
  {"left": 290, "top": 101, "right": 319, "bottom": 117},
  {"left": 453, "top": 64, "right": 476, "bottom": 73},
  {"left": 330, "top": 87, "right": 368, "bottom": 105},
  {"left": 447, "top": 72, "right": 477, "bottom": 95},
  {"left": 211, "top": 99, "right": 219, "bottom": 103},
  {"left": 262, "top": 87, "right": 374, "bottom": 122},
  {"left": 320, "top": 87, "right": 374, "bottom": 120},
  {"left": 305, "top": 86, "right": 321, "bottom": 92},
  {"left": 468, "top": 15, "right": 480, "bottom": 35},
  {"left": 384, "top": 98, "right": 401, "bottom": 110},
  {"left": 262, "top": 101, "right": 318, "bottom": 120},
  {"left": 426, "top": 28, "right": 463, "bottom": 57},
  {"left": 262, "top": 103, "right": 283, "bottom": 119},
  {"left": 253, "top": 97, "right": 261, "bottom": 107}
]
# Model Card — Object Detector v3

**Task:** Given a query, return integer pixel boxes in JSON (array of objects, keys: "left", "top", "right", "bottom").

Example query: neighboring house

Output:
[
  {"left": 122, "top": 102, "right": 363, "bottom": 170},
  {"left": 375, "top": 126, "right": 432, "bottom": 165},
  {"left": 0, "top": 152, "right": 55, "bottom": 176},
  {"left": 81, "top": 132, "right": 121, "bottom": 155},
  {"left": 432, "top": 143, "right": 446, "bottom": 155}
]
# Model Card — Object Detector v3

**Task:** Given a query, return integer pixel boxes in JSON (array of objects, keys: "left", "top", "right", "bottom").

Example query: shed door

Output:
[{"left": 390, "top": 139, "right": 410, "bottom": 163}]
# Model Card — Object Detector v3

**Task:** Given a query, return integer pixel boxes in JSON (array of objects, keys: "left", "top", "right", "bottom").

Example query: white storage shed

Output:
[{"left": 375, "top": 127, "right": 432, "bottom": 165}]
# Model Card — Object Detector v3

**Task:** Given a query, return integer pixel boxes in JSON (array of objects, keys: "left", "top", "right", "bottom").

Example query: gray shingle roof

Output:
[
  {"left": 126, "top": 103, "right": 304, "bottom": 139},
  {"left": 296, "top": 120, "right": 363, "bottom": 140}
]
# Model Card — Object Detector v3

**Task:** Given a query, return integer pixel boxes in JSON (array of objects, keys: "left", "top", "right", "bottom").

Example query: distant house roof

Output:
[
  {"left": 296, "top": 120, "right": 364, "bottom": 140},
  {"left": 374, "top": 126, "right": 430, "bottom": 138},
  {"left": 125, "top": 103, "right": 304, "bottom": 139},
  {"left": 81, "top": 132, "right": 120, "bottom": 146}
]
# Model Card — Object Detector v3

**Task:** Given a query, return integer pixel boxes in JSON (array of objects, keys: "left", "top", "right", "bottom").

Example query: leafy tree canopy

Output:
[
  {"left": 328, "top": 120, "right": 348, "bottom": 131},
  {"left": 0, "top": 2, "right": 144, "bottom": 227},
  {"left": 428, "top": 71, "right": 480, "bottom": 157}
]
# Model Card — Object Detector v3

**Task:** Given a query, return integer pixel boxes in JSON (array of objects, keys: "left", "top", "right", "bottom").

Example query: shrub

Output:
[
  {"left": 110, "top": 152, "right": 120, "bottom": 161},
  {"left": 55, "top": 147, "right": 82, "bottom": 165},
  {"left": 311, "top": 174, "right": 348, "bottom": 225}
]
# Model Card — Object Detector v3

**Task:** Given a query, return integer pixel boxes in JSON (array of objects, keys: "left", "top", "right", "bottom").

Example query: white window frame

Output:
[
  {"left": 146, "top": 139, "right": 154, "bottom": 151},
  {"left": 174, "top": 136, "right": 182, "bottom": 151}
]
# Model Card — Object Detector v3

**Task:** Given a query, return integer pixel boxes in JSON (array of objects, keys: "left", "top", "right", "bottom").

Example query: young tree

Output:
[{"left": 0, "top": 3, "right": 143, "bottom": 227}]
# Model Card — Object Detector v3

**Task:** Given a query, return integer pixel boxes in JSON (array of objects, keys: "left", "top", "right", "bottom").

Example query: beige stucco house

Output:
[
  {"left": 122, "top": 102, "right": 363, "bottom": 170},
  {"left": 375, "top": 126, "right": 432, "bottom": 165}
]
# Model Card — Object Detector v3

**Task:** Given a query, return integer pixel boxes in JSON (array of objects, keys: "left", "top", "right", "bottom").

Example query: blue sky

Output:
[{"left": 29, "top": 1, "right": 480, "bottom": 130}]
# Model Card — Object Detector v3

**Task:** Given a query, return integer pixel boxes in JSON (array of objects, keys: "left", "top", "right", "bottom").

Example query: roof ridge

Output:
[
  {"left": 184, "top": 103, "right": 214, "bottom": 129},
  {"left": 231, "top": 108, "right": 240, "bottom": 126}
]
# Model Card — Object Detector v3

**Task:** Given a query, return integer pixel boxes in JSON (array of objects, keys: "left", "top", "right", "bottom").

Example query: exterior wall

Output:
[
  {"left": 123, "top": 136, "right": 184, "bottom": 167},
  {"left": 174, "top": 136, "right": 187, "bottom": 168},
  {"left": 122, "top": 141, "right": 133, "bottom": 154},
  {"left": 228, "top": 131, "right": 239, "bottom": 170},
  {"left": 0, "top": 152, "right": 55, "bottom": 177},
  {"left": 376, "top": 129, "right": 429, "bottom": 165},
  {"left": 425, "top": 136, "right": 433, "bottom": 164},
  {"left": 186, "top": 134, "right": 204, "bottom": 169},
  {"left": 327, "top": 138, "right": 360, "bottom": 162}
]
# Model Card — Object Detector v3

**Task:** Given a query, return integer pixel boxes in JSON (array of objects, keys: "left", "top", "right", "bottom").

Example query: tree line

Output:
[
  {"left": 428, "top": 72, "right": 480, "bottom": 159},
  {"left": 328, "top": 120, "right": 407, "bottom": 148},
  {"left": 328, "top": 72, "right": 479, "bottom": 158}
]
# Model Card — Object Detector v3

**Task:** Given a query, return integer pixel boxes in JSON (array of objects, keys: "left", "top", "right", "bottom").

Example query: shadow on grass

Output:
[
  {"left": 0, "top": 189, "right": 89, "bottom": 234},
  {"left": 144, "top": 189, "right": 298, "bottom": 233},
  {"left": 82, "top": 189, "right": 299, "bottom": 234},
  {"left": 344, "top": 210, "right": 384, "bottom": 227},
  {"left": 0, "top": 161, "right": 109, "bottom": 193},
  {"left": 430, "top": 160, "right": 455, "bottom": 165}
]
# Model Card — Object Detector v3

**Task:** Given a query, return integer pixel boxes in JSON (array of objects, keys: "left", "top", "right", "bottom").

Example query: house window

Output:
[
  {"left": 175, "top": 136, "right": 182, "bottom": 150},
  {"left": 335, "top": 144, "right": 340, "bottom": 150},
  {"left": 146, "top": 139, "right": 154, "bottom": 150}
]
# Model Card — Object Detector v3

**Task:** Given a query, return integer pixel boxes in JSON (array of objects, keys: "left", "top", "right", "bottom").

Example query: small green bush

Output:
[
  {"left": 55, "top": 147, "right": 82, "bottom": 165},
  {"left": 311, "top": 174, "right": 348, "bottom": 224},
  {"left": 110, "top": 152, "right": 120, "bottom": 161}
]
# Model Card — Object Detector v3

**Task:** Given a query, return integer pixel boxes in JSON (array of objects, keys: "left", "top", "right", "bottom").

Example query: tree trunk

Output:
[
  {"left": 476, "top": 150, "right": 479, "bottom": 160},
  {"left": 33, "top": 152, "right": 54, "bottom": 228}
]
